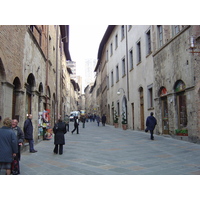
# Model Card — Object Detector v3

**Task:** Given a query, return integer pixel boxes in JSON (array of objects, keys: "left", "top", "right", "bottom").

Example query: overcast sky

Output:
[{"left": 69, "top": 24, "right": 108, "bottom": 76}]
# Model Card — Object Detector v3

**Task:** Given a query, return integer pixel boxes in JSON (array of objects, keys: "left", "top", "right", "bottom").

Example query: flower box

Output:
[{"left": 175, "top": 129, "right": 188, "bottom": 136}]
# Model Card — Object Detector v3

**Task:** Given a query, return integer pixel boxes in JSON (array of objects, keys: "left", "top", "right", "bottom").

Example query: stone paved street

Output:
[{"left": 11, "top": 122, "right": 200, "bottom": 175}]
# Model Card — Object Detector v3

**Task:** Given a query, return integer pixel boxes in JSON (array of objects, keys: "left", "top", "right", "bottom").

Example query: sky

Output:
[{"left": 69, "top": 24, "right": 108, "bottom": 76}]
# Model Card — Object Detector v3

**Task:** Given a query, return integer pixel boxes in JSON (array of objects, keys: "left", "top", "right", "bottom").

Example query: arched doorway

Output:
[
  {"left": 174, "top": 80, "right": 187, "bottom": 129},
  {"left": 159, "top": 86, "right": 169, "bottom": 134},
  {"left": 12, "top": 77, "right": 21, "bottom": 120},
  {"left": 38, "top": 82, "right": 43, "bottom": 112},
  {"left": 139, "top": 87, "right": 144, "bottom": 130},
  {"left": 26, "top": 73, "right": 35, "bottom": 115}
]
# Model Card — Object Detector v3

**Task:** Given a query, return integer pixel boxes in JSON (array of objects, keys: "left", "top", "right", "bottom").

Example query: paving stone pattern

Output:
[{"left": 8, "top": 122, "right": 200, "bottom": 175}]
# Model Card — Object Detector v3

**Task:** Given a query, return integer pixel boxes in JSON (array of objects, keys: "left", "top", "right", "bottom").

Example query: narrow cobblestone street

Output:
[{"left": 14, "top": 121, "right": 200, "bottom": 175}]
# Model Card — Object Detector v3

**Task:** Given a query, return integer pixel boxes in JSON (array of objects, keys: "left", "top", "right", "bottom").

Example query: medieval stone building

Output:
[{"left": 0, "top": 25, "right": 78, "bottom": 143}]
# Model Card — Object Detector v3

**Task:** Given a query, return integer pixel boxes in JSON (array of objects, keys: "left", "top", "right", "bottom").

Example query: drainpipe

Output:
[
  {"left": 46, "top": 26, "right": 49, "bottom": 109},
  {"left": 125, "top": 25, "right": 129, "bottom": 101},
  {"left": 56, "top": 25, "right": 59, "bottom": 121}
]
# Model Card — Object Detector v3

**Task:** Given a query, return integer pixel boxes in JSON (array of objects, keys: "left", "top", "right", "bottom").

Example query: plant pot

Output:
[
  {"left": 122, "top": 124, "right": 127, "bottom": 130},
  {"left": 114, "top": 123, "right": 118, "bottom": 128},
  {"left": 176, "top": 133, "right": 188, "bottom": 136}
]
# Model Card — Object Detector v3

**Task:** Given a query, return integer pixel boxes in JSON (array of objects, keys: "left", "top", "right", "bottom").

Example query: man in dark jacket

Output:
[
  {"left": 146, "top": 112, "right": 157, "bottom": 140},
  {"left": 53, "top": 118, "right": 67, "bottom": 155},
  {"left": 23, "top": 114, "right": 37, "bottom": 153},
  {"left": 0, "top": 118, "right": 18, "bottom": 175}
]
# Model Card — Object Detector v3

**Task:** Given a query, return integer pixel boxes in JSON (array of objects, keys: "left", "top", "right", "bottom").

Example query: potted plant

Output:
[
  {"left": 122, "top": 111, "right": 127, "bottom": 130},
  {"left": 175, "top": 128, "right": 188, "bottom": 136},
  {"left": 114, "top": 110, "right": 119, "bottom": 128}
]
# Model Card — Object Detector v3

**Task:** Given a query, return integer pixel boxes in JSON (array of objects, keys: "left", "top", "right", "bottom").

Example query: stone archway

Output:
[
  {"left": 26, "top": 73, "right": 36, "bottom": 115},
  {"left": 174, "top": 80, "right": 187, "bottom": 129},
  {"left": 38, "top": 82, "right": 44, "bottom": 112},
  {"left": 12, "top": 77, "right": 22, "bottom": 121}
]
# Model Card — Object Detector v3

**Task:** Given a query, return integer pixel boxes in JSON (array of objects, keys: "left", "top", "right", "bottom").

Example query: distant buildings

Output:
[{"left": 84, "top": 58, "right": 97, "bottom": 86}]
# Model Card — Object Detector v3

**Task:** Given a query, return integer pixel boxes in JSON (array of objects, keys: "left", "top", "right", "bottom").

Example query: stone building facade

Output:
[
  {"left": 93, "top": 25, "right": 200, "bottom": 143},
  {"left": 152, "top": 25, "right": 200, "bottom": 142},
  {"left": 0, "top": 25, "right": 75, "bottom": 143}
]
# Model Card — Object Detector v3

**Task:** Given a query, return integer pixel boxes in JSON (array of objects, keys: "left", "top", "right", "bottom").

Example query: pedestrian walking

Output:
[
  {"left": 11, "top": 119, "right": 24, "bottom": 174},
  {"left": 145, "top": 112, "right": 157, "bottom": 140},
  {"left": 96, "top": 115, "right": 100, "bottom": 126},
  {"left": 101, "top": 114, "right": 106, "bottom": 126},
  {"left": 0, "top": 118, "right": 18, "bottom": 175},
  {"left": 23, "top": 114, "right": 37, "bottom": 153},
  {"left": 71, "top": 116, "right": 79, "bottom": 134},
  {"left": 53, "top": 118, "right": 67, "bottom": 155}
]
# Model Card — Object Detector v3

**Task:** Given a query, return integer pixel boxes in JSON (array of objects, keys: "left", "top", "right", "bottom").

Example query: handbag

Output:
[
  {"left": 145, "top": 128, "right": 148, "bottom": 132},
  {"left": 11, "top": 156, "right": 19, "bottom": 175}
]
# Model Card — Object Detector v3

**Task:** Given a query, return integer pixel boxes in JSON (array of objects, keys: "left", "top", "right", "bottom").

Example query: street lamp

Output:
[
  {"left": 189, "top": 35, "right": 200, "bottom": 54},
  {"left": 117, "top": 88, "right": 125, "bottom": 95}
]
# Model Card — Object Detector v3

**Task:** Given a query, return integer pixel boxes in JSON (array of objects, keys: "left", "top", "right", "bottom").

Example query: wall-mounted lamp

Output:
[
  {"left": 189, "top": 35, "right": 200, "bottom": 54},
  {"left": 117, "top": 88, "right": 125, "bottom": 95}
]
